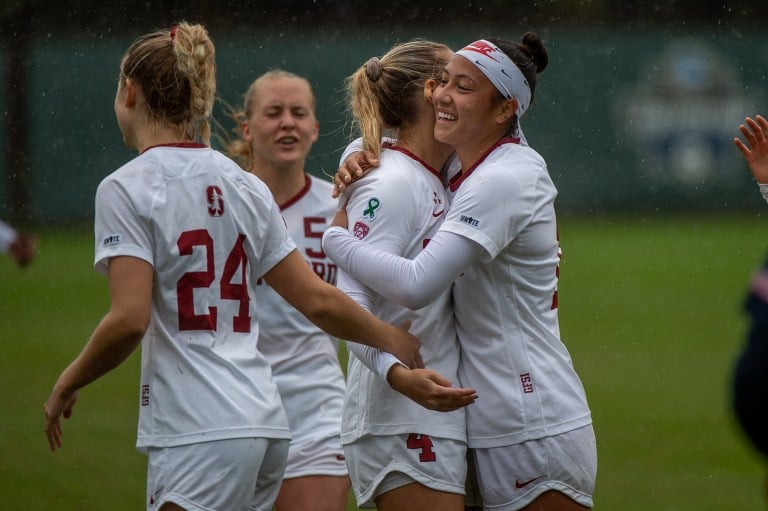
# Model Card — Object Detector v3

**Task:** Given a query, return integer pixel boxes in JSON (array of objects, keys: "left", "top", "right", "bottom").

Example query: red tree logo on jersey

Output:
[{"left": 207, "top": 186, "right": 224, "bottom": 217}]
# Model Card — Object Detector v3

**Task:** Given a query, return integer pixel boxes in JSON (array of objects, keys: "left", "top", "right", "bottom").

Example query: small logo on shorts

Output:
[
  {"left": 515, "top": 476, "right": 542, "bottom": 489},
  {"left": 335, "top": 454, "right": 346, "bottom": 461}
]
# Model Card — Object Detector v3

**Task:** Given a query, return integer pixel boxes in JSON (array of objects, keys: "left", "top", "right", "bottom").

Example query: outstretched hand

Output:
[
  {"left": 43, "top": 388, "right": 78, "bottom": 451},
  {"left": 332, "top": 150, "right": 380, "bottom": 198},
  {"left": 734, "top": 115, "right": 768, "bottom": 183},
  {"left": 387, "top": 365, "right": 477, "bottom": 412}
]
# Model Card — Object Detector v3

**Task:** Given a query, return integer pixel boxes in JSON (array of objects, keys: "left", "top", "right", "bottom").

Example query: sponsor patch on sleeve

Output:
[{"left": 102, "top": 233, "right": 122, "bottom": 247}]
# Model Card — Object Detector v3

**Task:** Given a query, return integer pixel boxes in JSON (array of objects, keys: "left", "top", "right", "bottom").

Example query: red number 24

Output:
[{"left": 176, "top": 229, "right": 251, "bottom": 332}]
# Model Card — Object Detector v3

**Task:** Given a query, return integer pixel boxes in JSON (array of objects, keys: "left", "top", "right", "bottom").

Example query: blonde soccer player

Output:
[
  {"left": 324, "top": 34, "right": 597, "bottom": 511},
  {"left": 42, "top": 22, "right": 432, "bottom": 511}
]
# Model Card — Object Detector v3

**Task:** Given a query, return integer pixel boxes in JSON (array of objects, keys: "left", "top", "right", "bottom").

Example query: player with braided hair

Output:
[{"left": 43, "top": 22, "right": 424, "bottom": 511}]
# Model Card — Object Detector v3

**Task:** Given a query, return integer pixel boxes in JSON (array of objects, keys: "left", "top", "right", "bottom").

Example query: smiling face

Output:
[
  {"left": 242, "top": 76, "right": 319, "bottom": 172},
  {"left": 433, "top": 54, "right": 515, "bottom": 164}
]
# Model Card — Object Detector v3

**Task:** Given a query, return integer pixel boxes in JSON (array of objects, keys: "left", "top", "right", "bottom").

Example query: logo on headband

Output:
[{"left": 461, "top": 41, "right": 500, "bottom": 62}]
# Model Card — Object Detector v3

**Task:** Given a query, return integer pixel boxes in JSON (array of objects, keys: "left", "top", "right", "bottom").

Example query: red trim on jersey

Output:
[
  {"left": 279, "top": 174, "right": 312, "bottom": 211},
  {"left": 389, "top": 146, "right": 443, "bottom": 181},
  {"left": 448, "top": 137, "right": 520, "bottom": 192},
  {"left": 141, "top": 142, "right": 207, "bottom": 154}
]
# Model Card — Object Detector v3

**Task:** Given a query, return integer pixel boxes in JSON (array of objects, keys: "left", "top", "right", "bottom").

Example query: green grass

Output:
[{"left": 1, "top": 215, "right": 766, "bottom": 510}]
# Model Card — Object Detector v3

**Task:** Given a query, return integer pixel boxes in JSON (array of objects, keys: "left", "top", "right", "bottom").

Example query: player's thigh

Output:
[
  {"left": 473, "top": 425, "right": 596, "bottom": 511},
  {"left": 274, "top": 475, "right": 350, "bottom": 511},
  {"left": 146, "top": 437, "right": 285, "bottom": 511},
  {"left": 375, "top": 480, "right": 465, "bottom": 511},
  {"left": 345, "top": 433, "right": 467, "bottom": 509}
]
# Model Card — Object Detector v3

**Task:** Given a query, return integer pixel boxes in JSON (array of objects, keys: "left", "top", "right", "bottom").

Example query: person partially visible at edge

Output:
[
  {"left": 323, "top": 34, "right": 597, "bottom": 510},
  {"left": 732, "top": 114, "right": 768, "bottom": 497},
  {"left": 225, "top": 69, "right": 350, "bottom": 511},
  {"left": 332, "top": 39, "right": 476, "bottom": 511},
  {"left": 42, "top": 22, "right": 424, "bottom": 511}
]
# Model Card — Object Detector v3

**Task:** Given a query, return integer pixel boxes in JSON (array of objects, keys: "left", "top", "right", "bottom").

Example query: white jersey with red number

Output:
[
  {"left": 255, "top": 174, "right": 346, "bottom": 461},
  {"left": 339, "top": 146, "right": 466, "bottom": 444},
  {"left": 93, "top": 144, "right": 294, "bottom": 452},
  {"left": 441, "top": 138, "right": 592, "bottom": 448}
]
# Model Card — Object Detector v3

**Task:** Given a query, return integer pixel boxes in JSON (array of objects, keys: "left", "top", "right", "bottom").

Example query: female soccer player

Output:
[
  {"left": 336, "top": 40, "right": 474, "bottom": 511},
  {"left": 323, "top": 34, "right": 597, "bottom": 511},
  {"left": 226, "top": 69, "right": 350, "bottom": 511},
  {"left": 42, "top": 22, "right": 424, "bottom": 511}
]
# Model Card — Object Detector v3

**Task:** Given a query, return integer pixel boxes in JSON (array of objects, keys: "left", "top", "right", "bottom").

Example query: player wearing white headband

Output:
[{"left": 324, "top": 32, "right": 596, "bottom": 511}]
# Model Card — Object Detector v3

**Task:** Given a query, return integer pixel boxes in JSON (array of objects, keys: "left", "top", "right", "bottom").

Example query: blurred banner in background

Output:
[{"left": 1, "top": 22, "right": 767, "bottom": 225}]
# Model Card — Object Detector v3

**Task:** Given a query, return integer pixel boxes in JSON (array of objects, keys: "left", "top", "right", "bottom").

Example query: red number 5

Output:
[{"left": 176, "top": 230, "right": 251, "bottom": 332}]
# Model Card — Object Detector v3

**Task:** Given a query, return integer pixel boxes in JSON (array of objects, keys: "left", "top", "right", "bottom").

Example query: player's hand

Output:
[
  {"left": 734, "top": 115, "right": 768, "bottom": 183},
  {"left": 10, "top": 232, "right": 37, "bottom": 268},
  {"left": 387, "top": 365, "right": 477, "bottom": 412},
  {"left": 332, "top": 150, "right": 380, "bottom": 198},
  {"left": 388, "top": 320, "right": 423, "bottom": 370},
  {"left": 43, "top": 388, "right": 78, "bottom": 451}
]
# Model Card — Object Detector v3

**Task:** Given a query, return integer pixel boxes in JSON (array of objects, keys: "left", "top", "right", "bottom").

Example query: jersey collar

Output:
[
  {"left": 389, "top": 145, "right": 443, "bottom": 182},
  {"left": 141, "top": 142, "right": 207, "bottom": 154},
  {"left": 448, "top": 137, "right": 520, "bottom": 192}
]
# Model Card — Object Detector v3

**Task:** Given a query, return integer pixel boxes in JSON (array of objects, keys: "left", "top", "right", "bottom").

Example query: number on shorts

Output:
[
  {"left": 177, "top": 230, "right": 251, "bottom": 332},
  {"left": 406, "top": 433, "right": 436, "bottom": 462}
]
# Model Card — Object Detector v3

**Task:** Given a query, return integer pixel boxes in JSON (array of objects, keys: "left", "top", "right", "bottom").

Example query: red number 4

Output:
[
  {"left": 176, "top": 230, "right": 251, "bottom": 332},
  {"left": 406, "top": 434, "right": 436, "bottom": 462}
]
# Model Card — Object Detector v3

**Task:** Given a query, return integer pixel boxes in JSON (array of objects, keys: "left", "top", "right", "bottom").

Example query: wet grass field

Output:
[{"left": 1, "top": 214, "right": 765, "bottom": 510}]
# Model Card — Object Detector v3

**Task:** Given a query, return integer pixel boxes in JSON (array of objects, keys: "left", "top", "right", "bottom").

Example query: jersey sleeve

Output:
[
  {"left": 440, "top": 160, "right": 541, "bottom": 263},
  {"left": 337, "top": 269, "right": 404, "bottom": 384},
  {"left": 250, "top": 193, "right": 297, "bottom": 279},
  {"left": 93, "top": 175, "right": 154, "bottom": 274}
]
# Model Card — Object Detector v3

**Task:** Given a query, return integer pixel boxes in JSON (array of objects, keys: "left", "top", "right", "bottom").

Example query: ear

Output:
[
  {"left": 241, "top": 121, "right": 252, "bottom": 143},
  {"left": 122, "top": 78, "right": 138, "bottom": 108},
  {"left": 496, "top": 98, "right": 518, "bottom": 126},
  {"left": 424, "top": 79, "right": 437, "bottom": 103}
]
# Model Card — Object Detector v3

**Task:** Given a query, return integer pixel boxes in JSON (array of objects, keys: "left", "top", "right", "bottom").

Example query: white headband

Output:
[{"left": 455, "top": 39, "right": 531, "bottom": 120}]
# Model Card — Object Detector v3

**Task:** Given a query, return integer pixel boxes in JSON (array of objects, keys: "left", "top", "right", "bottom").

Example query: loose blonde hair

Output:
[
  {"left": 345, "top": 39, "right": 451, "bottom": 156},
  {"left": 120, "top": 21, "right": 216, "bottom": 145}
]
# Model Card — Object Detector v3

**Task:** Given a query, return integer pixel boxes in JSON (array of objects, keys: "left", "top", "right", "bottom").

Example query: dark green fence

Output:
[{"left": 3, "top": 26, "right": 768, "bottom": 225}]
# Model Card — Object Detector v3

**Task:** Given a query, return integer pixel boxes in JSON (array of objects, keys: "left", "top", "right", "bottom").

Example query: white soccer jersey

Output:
[
  {"left": 255, "top": 174, "right": 346, "bottom": 465},
  {"left": 441, "top": 138, "right": 592, "bottom": 448},
  {"left": 93, "top": 143, "right": 295, "bottom": 451},
  {"left": 338, "top": 147, "right": 466, "bottom": 445}
]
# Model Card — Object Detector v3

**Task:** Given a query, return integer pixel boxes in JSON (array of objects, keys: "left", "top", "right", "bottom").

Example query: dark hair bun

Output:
[{"left": 521, "top": 32, "right": 548, "bottom": 73}]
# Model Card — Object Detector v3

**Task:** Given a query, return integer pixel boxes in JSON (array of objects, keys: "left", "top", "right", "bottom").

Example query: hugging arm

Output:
[{"left": 322, "top": 227, "right": 484, "bottom": 309}]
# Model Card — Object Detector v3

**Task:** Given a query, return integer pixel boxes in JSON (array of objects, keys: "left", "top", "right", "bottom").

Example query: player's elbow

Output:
[{"left": 398, "top": 286, "right": 433, "bottom": 310}]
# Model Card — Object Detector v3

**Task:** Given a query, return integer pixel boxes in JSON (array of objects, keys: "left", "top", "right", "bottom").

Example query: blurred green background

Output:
[{"left": 3, "top": 1, "right": 768, "bottom": 510}]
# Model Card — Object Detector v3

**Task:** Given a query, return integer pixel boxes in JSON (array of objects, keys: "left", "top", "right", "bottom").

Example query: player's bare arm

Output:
[
  {"left": 263, "top": 249, "right": 423, "bottom": 368},
  {"left": 386, "top": 364, "right": 477, "bottom": 412},
  {"left": 734, "top": 114, "right": 768, "bottom": 183},
  {"left": 332, "top": 150, "right": 380, "bottom": 198},
  {"left": 44, "top": 256, "right": 152, "bottom": 451}
]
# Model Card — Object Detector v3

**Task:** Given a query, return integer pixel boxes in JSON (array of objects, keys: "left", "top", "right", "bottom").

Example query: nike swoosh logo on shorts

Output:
[
  {"left": 515, "top": 476, "right": 542, "bottom": 489},
  {"left": 432, "top": 210, "right": 445, "bottom": 217}
]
